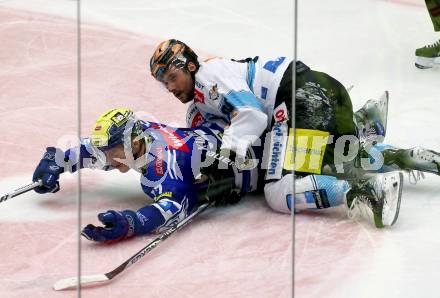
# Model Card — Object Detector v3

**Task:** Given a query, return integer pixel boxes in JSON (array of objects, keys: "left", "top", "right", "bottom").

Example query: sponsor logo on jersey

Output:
[
  {"left": 312, "top": 189, "right": 330, "bottom": 209},
  {"left": 43, "top": 151, "right": 56, "bottom": 161},
  {"left": 273, "top": 102, "right": 289, "bottom": 123},
  {"left": 205, "top": 150, "right": 235, "bottom": 168},
  {"left": 152, "top": 125, "right": 190, "bottom": 152},
  {"left": 194, "top": 88, "right": 205, "bottom": 104},
  {"left": 261, "top": 86, "right": 268, "bottom": 100},
  {"left": 125, "top": 214, "right": 135, "bottom": 237},
  {"left": 205, "top": 150, "right": 254, "bottom": 170},
  {"left": 286, "top": 194, "right": 292, "bottom": 211},
  {"left": 136, "top": 211, "right": 149, "bottom": 225},
  {"left": 155, "top": 199, "right": 182, "bottom": 220},
  {"left": 186, "top": 104, "right": 198, "bottom": 121},
  {"left": 154, "top": 191, "right": 173, "bottom": 202},
  {"left": 194, "top": 135, "right": 209, "bottom": 150},
  {"left": 195, "top": 81, "right": 204, "bottom": 90},
  {"left": 235, "top": 157, "right": 256, "bottom": 171},
  {"left": 209, "top": 84, "right": 219, "bottom": 100},
  {"left": 156, "top": 197, "right": 189, "bottom": 233},
  {"left": 94, "top": 125, "right": 102, "bottom": 131},
  {"left": 191, "top": 111, "right": 205, "bottom": 127},
  {"left": 157, "top": 200, "right": 175, "bottom": 212},
  {"left": 263, "top": 57, "right": 286, "bottom": 73},
  {"left": 49, "top": 165, "right": 61, "bottom": 171},
  {"left": 154, "top": 147, "right": 164, "bottom": 176},
  {"left": 265, "top": 122, "right": 288, "bottom": 180}
]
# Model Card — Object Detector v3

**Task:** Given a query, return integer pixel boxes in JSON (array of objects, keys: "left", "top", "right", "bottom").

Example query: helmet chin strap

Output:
[{"left": 133, "top": 136, "right": 155, "bottom": 173}]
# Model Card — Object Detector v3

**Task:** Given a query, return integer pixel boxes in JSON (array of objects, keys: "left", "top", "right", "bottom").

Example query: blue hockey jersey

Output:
[{"left": 65, "top": 120, "right": 260, "bottom": 236}]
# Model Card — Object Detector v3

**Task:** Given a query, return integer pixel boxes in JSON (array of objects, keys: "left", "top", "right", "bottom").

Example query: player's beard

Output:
[
  {"left": 179, "top": 71, "right": 196, "bottom": 103},
  {"left": 176, "top": 84, "right": 194, "bottom": 103},
  {"left": 184, "top": 85, "right": 195, "bottom": 103}
]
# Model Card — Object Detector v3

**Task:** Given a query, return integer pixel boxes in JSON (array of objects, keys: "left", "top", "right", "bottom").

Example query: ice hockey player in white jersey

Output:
[
  {"left": 148, "top": 40, "right": 397, "bottom": 228},
  {"left": 149, "top": 39, "right": 297, "bottom": 222},
  {"left": 148, "top": 40, "right": 440, "bottom": 228},
  {"left": 149, "top": 39, "right": 291, "bottom": 158}
]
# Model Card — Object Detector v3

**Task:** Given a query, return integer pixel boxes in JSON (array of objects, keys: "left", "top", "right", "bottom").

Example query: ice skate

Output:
[
  {"left": 383, "top": 147, "right": 440, "bottom": 176},
  {"left": 415, "top": 39, "right": 440, "bottom": 69},
  {"left": 345, "top": 171, "right": 403, "bottom": 228},
  {"left": 354, "top": 91, "right": 389, "bottom": 145}
]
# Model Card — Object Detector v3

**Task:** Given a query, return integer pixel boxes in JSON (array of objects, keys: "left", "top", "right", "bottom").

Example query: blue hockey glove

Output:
[
  {"left": 32, "top": 147, "right": 65, "bottom": 194},
  {"left": 81, "top": 210, "right": 137, "bottom": 244}
]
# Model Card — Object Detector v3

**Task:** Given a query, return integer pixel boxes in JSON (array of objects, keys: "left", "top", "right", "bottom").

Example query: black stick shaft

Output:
[{"left": 0, "top": 180, "right": 41, "bottom": 203}]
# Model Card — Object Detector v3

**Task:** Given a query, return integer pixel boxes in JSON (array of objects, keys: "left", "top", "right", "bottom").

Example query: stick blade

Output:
[{"left": 53, "top": 274, "right": 109, "bottom": 290}]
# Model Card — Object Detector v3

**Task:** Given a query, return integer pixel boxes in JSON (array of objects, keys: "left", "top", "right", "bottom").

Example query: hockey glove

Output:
[
  {"left": 32, "top": 147, "right": 65, "bottom": 194},
  {"left": 200, "top": 149, "right": 243, "bottom": 206},
  {"left": 81, "top": 210, "right": 137, "bottom": 244}
]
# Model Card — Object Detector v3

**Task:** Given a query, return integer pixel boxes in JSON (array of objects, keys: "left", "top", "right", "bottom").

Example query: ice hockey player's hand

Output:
[
  {"left": 212, "top": 188, "right": 242, "bottom": 206},
  {"left": 32, "top": 147, "right": 65, "bottom": 194},
  {"left": 200, "top": 149, "right": 243, "bottom": 206},
  {"left": 202, "top": 174, "right": 243, "bottom": 206},
  {"left": 81, "top": 210, "right": 137, "bottom": 244}
]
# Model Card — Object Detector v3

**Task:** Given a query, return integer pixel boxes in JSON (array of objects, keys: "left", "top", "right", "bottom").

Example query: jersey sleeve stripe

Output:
[{"left": 224, "top": 90, "right": 264, "bottom": 111}]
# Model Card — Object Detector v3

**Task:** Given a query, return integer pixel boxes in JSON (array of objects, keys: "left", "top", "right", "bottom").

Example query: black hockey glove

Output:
[{"left": 200, "top": 148, "right": 243, "bottom": 206}]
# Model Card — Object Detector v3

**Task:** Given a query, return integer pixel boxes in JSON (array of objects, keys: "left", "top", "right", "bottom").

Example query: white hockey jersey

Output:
[{"left": 188, "top": 56, "right": 291, "bottom": 156}]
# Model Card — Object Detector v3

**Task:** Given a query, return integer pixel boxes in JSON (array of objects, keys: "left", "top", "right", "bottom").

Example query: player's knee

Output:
[{"left": 264, "top": 174, "right": 293, "bottom": 214}]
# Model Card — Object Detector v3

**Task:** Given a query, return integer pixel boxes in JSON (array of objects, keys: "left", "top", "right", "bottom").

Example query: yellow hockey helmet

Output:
[{"left": 91, "top": 108, "right": 142, "bottom": 151}]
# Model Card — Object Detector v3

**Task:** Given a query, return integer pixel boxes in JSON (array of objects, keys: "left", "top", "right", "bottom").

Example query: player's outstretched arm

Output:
[
  {"left": 81, "top": 210, "right": 139, "bottom": 243},
  {"left": 32, "top": 139, "right": 107, "bottom": 194},
  {"left": 81, "top": 192, "right": 197, "bottom": 244},
  {"left": 80, "top": 176, "right": 240, "bottom": 244}
]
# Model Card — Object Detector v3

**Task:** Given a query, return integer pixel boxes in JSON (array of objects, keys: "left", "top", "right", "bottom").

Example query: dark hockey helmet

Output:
[
  {"left": 91, "top": 108, "right": 143, "bottom": 151},
  {"left": 150, "top": 39, "right": 199, "bottom": 81}
]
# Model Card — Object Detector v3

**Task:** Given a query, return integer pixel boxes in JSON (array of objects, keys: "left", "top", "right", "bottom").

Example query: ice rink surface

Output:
[{"left": 0, "top": 0, "right": 439, "bottom": 297}]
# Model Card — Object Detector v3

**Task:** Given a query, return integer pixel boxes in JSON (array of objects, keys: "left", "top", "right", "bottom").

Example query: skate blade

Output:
[
  {"left": 415, "top": 56, "right": 440, "bottom": 69},
  {"left": 383, "top": 172, "right": 403, "bottom": 226}
]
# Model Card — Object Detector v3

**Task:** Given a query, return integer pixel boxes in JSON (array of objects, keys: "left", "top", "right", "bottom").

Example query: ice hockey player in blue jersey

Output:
[{"left": 31, "top": 108, "right": 260, "bottom": 243}]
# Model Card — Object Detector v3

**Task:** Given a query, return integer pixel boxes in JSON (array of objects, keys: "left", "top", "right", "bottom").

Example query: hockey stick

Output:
[
  {"left": 0, "top": 180, "right": 42, "bottom": 203},
  {"left": 53, "top": 201, "right": 213, "bottom": 290}
]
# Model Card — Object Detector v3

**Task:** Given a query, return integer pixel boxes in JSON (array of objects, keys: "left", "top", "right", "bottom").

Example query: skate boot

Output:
[
  {"left": 415, "top": 39, "right": 440, "bottom": 69},
  {"left": 354, "top": 91, "right": 388, "bottom": 145},
  {"left": 345, "top": 171, "right": 403, "bottom": 228},
  {"left": 383, "top": 147, "right": 440, "bottom": 176}
]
